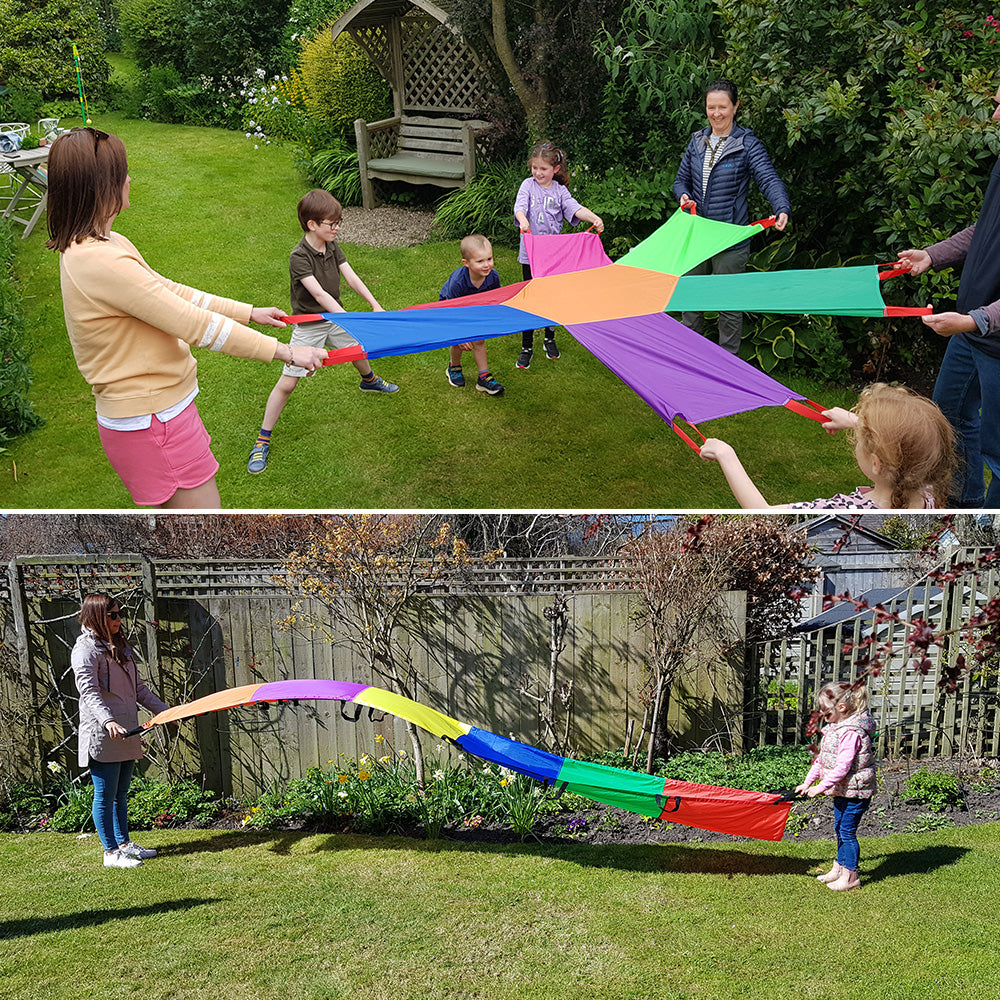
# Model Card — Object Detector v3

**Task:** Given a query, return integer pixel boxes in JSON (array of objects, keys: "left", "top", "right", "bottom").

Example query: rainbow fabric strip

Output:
[{"left": 139, "top": 678, "right": 793, "bottom": 841}]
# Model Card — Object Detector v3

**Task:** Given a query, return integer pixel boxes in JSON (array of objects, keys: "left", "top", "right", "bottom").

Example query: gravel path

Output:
[{"left": 338, "top": 205, "right": 437, "bottom": 247}]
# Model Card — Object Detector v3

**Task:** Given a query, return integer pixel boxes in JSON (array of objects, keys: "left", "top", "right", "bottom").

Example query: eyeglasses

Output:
[
  {"left": 107, "top": 611, "right": 122, "bottom": 620},
  {"left": 72, "top": 125, "right": 110, "bottom": 154}
]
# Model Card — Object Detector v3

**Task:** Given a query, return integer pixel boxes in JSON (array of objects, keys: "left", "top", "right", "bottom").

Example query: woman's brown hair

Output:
[
  {"left": 78, "top": 593, "right": 127, "bottom": 663},
  {"left": 45, "top": 128, "right": 129, "bottom": 253}
]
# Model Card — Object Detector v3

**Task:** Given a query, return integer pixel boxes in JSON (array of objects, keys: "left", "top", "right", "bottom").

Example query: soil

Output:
[{"left": 208, "top": 756, "right": 1000, "bottom": 848}]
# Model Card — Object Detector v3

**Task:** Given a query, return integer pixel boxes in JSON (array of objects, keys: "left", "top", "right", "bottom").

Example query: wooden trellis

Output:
[{"left": 332, "top": 0, "right": 493, "bottom": 207}]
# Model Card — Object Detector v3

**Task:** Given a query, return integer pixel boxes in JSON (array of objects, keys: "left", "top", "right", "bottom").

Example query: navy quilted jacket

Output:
[{"left": 672, "top": 123, "right": 790, "bottom": 227}]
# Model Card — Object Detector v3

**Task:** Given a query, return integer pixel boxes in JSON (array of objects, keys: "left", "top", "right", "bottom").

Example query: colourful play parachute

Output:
[
  {"left": 284, "top": 209, "right": 928, "bottom": 452},
  {"left": 130, "top": 678, "right": 794, "bottom": 841}
]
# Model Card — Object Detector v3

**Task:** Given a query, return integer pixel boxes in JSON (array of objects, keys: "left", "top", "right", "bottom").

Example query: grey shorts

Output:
[{"left": 283, "top": 319, "right": 360, "bottom": 377}]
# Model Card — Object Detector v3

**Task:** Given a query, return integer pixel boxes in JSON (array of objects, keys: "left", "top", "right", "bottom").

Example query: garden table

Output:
[{"left": 1, "top": 145, "right": 49, "bottom": 239}]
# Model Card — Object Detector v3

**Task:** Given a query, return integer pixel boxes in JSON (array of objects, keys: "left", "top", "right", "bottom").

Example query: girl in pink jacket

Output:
[{"left": 796, "top": 681, "right": 877, "bottom": 891}]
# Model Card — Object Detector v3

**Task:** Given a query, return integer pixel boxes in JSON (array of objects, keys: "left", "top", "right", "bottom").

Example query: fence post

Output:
[{"left": 7, "top": 558, "right": 31, "bottom": 684}]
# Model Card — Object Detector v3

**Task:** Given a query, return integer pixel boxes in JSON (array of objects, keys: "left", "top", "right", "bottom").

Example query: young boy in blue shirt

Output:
[
  {"left": 248, "top": 189, "right": 398, "bottom": 473},
  {"left": 439, "top": 234, "right": 504, "bottom": 395}
]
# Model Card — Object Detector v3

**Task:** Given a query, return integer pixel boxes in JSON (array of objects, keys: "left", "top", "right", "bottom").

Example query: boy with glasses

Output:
[{"left": 248, "top": 189, "right": 398, "bottom": 473}]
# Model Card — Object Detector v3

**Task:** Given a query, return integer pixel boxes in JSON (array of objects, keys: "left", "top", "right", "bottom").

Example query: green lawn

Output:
[
  {"left": 4, "top": 113, "right": 859, "bottom": 509},
  {"left": 2, "top": 824, "right": 999, "bottom": 999}
]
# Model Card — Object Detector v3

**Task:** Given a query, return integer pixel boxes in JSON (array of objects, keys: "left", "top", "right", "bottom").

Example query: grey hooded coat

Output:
[{"left": 72, "top": 626, "right": 169, "bottom": 768}]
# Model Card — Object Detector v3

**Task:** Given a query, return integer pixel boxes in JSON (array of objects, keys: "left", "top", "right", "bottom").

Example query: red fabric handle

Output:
[
  {"left": 784, "top": 398, "right": 829, "bottom": 424},
  {"left": 750, "top": 215, "right": 776, "bottom": 229},
  {"left": 671, "top": 418, "right": 706, "bottom": 454},
  {"left": 878, "top": 262, "right": 910, "bottom": 281},
  {"left": 283, "top": 313, "right": 324, "bottom": 325},
  {"left": 884, "top": 305, "right": 933, "bottom": 317},
  {"left": 681, "top": 202, "right": 697, "bottom": 216}
]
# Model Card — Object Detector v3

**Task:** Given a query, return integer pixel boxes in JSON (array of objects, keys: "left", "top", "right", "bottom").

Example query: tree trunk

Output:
[{"left": 491, "top": 0, "right": 547, "bottom": 137}]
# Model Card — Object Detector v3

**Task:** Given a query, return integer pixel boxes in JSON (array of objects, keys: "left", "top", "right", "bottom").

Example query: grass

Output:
[
  {"left": 4, "top": 112, "right": 860, "bottom": 509},
  {"left": 2, "top": 824, "right": 1000, "bottom": 999}
]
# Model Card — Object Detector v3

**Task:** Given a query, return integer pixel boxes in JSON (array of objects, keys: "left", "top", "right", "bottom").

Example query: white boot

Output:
[
  {"left": 816, "top": 862, "right": 843, "bottom": 883},
  {"left": 827, "top": 869, "right": 861, "bottom": 891}
]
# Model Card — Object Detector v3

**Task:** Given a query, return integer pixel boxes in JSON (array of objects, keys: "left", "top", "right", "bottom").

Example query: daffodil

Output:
[
  {"left": 358, "top": 771, "right": 371, "bottom": 781},
  {"left": 338, "top": 774, "right": 350, "bottom": 784},
  {"left": 374, "top": 734, "right": 384, "bottom": 743},
  {"left": 434, "top": 769, "right": 445, "bottom": 780}
]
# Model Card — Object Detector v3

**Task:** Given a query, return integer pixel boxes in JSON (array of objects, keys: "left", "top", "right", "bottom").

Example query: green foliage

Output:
[
  {"left": 766, "top": 680, "right": 799, "bottom": 711},
  {"left": 0, "top": 222, "right": 44, "bottom": 439},
  {"left": 740, "top": 235, "right": 870, "bottom": 379},
  {"left": 433, "top": 160, "right": 526, "bottom": 244},
  {"left": 117, "top": 0, "right": 192, "bottom": 71},
  {"left": 278, "top": 0, "right": 354, "bottom": 70},
  {"left": 49, "top": 784, "right": 95, "bottom": 833},
  {"left": 298, "top": 29, "right": 391, "bottom": 140},
  {"left": 588, "top": 745, "right": 813, "bottom": 791},
  {"left": 185, "top": 0, "right": 291, "bottom": 83},
  {"left": 903, "top": 767, "right": 965, "bottom": 812},
  {"left": 0, "top": 0, "right": 112, "bottom": 100},
  {"left": 571, "top": 164, "right": 678, "bottom": 251},
  {"left": 0, "top": 781, "right": 49, "bottom": 831},
  {"left": 308, "top": 141, "right": 363, "bottom": 206},
  {"left": 126, "top": 776, "right": 220, "bottom": 828},
  {"left": 0, "top": 84, "right": 43, "bottom": 125},
  {"left": 906, "top": 811, "right": 956, "bottom": 832},
  {"left": 593, "top": 0, "right": 719, "bottom": 126}
]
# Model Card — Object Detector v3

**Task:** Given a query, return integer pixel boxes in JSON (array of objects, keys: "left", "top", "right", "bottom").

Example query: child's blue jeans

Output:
[
  {"left": 833, "top": 796, "right": 870, "bottom": 872},
  {"left": 90, "top": 758, "right": 135, "bottom": 852}
]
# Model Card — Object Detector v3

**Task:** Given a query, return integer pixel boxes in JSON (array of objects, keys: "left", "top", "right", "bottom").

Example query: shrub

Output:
[
  {"left": 309, "top": 141, "right": 364, "bottom": 207},
  {"left": 127, "top": 776, "right": 220, "bottom": 828},
  {"left": 0, "top": 222, "right": 45, "bottom": 440},
  {"left": 49, "top": 784, "right": 95, "bottom": 833},
  {"left": 0, "top": 0, "right": 111, "bottom": 100},
  {"left": 903, "top": 768, "right": 965, "bottom": 813},
  {"left": 117, "top": 0, "right": 192, "bottom": 72},
  {"left": 0, "top": 782, "right": 50, "bottom": 831},
  {"left": 184, "top": 0, "right": 291, "bottom": 83},
  {"left": 243, "top": 71, "right": 310, "bottom": 144},
  {"left": 298, "top": 27, "right": 391, "bottom": 141},
  {"left": 433, "top": 160, "right": 525, "bottom": 244}
]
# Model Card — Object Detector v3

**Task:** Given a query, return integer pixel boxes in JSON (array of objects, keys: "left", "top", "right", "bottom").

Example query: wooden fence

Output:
[
  {"left": 0, "top": 555, "right": 746, "bottom": 797},
  {"left": 748, "top": 547, "right": 1000, "bottom": 758}
]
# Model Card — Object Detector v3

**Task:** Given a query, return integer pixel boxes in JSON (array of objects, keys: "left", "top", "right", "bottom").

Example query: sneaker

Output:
[
  {"left": 120, "top": 841, "right": 157, "bottom": 860},
  {"left": 104, "top": 849, "right": 142, "bottom": 869},
  {"left": 543, "top": 338, "right": 560, "bottom": 360},
  {"left": 516, "top": 348, "right": 532, "bottom": 369},
  {"left": 247, "top": 441, "right": 269, "bottom": 474},
  {"left": 446, "top": 364, "right": 465, "bottom": 388},
  {"left": 476, "top": 373, "right": 504, "bottom": 396},
  {"left": 359, "top": 375, "right": 399, "bottom": 393}
]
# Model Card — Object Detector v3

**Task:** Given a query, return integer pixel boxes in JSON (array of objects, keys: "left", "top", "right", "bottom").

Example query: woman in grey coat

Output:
[{"left": 72, "top": 592, "right": 170, "bottom": 869}]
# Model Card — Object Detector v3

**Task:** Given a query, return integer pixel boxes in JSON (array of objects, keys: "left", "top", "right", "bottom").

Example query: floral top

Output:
[{"left": 789, "top": 486, "right": 935, "bottom": 510}]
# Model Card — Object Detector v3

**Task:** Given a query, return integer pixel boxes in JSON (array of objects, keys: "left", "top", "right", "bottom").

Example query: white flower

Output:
[
  {"left": 248, "top": 120, "right": 256, "bottom": 128},
  {"left": 337, "top": 790, "right": 348, "bottom": 798},
  {"left": 434, "top": 769, "right": 445, "bottom": 780},
  {"left": 47, "top": 761, "right": 62, "bottom": 774}
]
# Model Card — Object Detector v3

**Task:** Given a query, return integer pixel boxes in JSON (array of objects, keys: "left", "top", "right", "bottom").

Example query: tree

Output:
[
  {"left": 281, "top": 515, "right": 500, "bottom": 785},
  {"left": 621, "top": 515, "right": 819, "bottom": 771},
  {"left": 451, "top": 0, "right": 623, "bottom": 142}
]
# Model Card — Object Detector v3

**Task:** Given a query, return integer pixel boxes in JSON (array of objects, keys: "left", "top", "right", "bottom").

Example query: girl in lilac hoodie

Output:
[{"left": 796, "top": 681, "right": 877, "bottom": 891}]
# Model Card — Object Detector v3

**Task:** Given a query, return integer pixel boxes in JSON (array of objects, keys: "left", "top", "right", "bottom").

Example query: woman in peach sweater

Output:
[{"left": 46, "top": 126, "right": 327, "bottom": 507}]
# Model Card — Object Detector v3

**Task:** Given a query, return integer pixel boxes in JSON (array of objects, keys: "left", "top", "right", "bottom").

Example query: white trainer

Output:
[
  {"left": 104, "top": 849, "right": 142, "bottom": 869},
  {"left": 120, "top": 841, "right": 157, "bottom": 860}
]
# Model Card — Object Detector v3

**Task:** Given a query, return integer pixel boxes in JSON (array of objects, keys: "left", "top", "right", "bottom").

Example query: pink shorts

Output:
[{"left": 97, "top": 403, "right": 220, "bottom": 505}]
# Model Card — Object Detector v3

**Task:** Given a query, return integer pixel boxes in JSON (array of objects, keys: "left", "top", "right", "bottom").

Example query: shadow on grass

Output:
[
  {"left": 0, "top": 897, "right": 221, "bottom": 940},
  {"left": 862, "top": 843, "right": 969, "bottom": 884}
]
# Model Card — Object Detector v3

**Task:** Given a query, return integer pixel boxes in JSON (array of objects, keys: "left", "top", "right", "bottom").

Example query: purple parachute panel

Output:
[{"left": 566, "top": 312, "right": 806, "bottom": 426}]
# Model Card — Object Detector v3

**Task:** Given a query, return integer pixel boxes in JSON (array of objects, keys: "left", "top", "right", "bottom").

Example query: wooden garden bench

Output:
[{"left": 354, "top": 114, "right": 492, "bottom": 210}]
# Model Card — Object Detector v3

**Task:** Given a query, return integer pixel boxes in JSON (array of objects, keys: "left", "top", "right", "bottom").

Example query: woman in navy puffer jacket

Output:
[{"left": 672, "top": 79, "right": 790, "bottom": 354}]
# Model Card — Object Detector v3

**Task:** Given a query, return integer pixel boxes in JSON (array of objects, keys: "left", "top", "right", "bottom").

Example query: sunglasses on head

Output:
[{"left": 71, "top": 125, "right": 110, "bottom": 153}]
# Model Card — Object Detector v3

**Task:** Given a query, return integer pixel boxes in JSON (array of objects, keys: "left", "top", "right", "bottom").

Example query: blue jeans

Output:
[
  {"left": 833, "top": 796, "right": 870, "bottom": 872},
  {"left": 932, "top": 334, "right": 1000, "bottom": 507},
  {"left": 90, "top": 759, "right": 135, "bottom": 852}
]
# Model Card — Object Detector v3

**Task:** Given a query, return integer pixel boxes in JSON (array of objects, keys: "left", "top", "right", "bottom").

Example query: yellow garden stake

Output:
[{"left": 72, "top": 43, "right": 92, "bottom": 124}]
